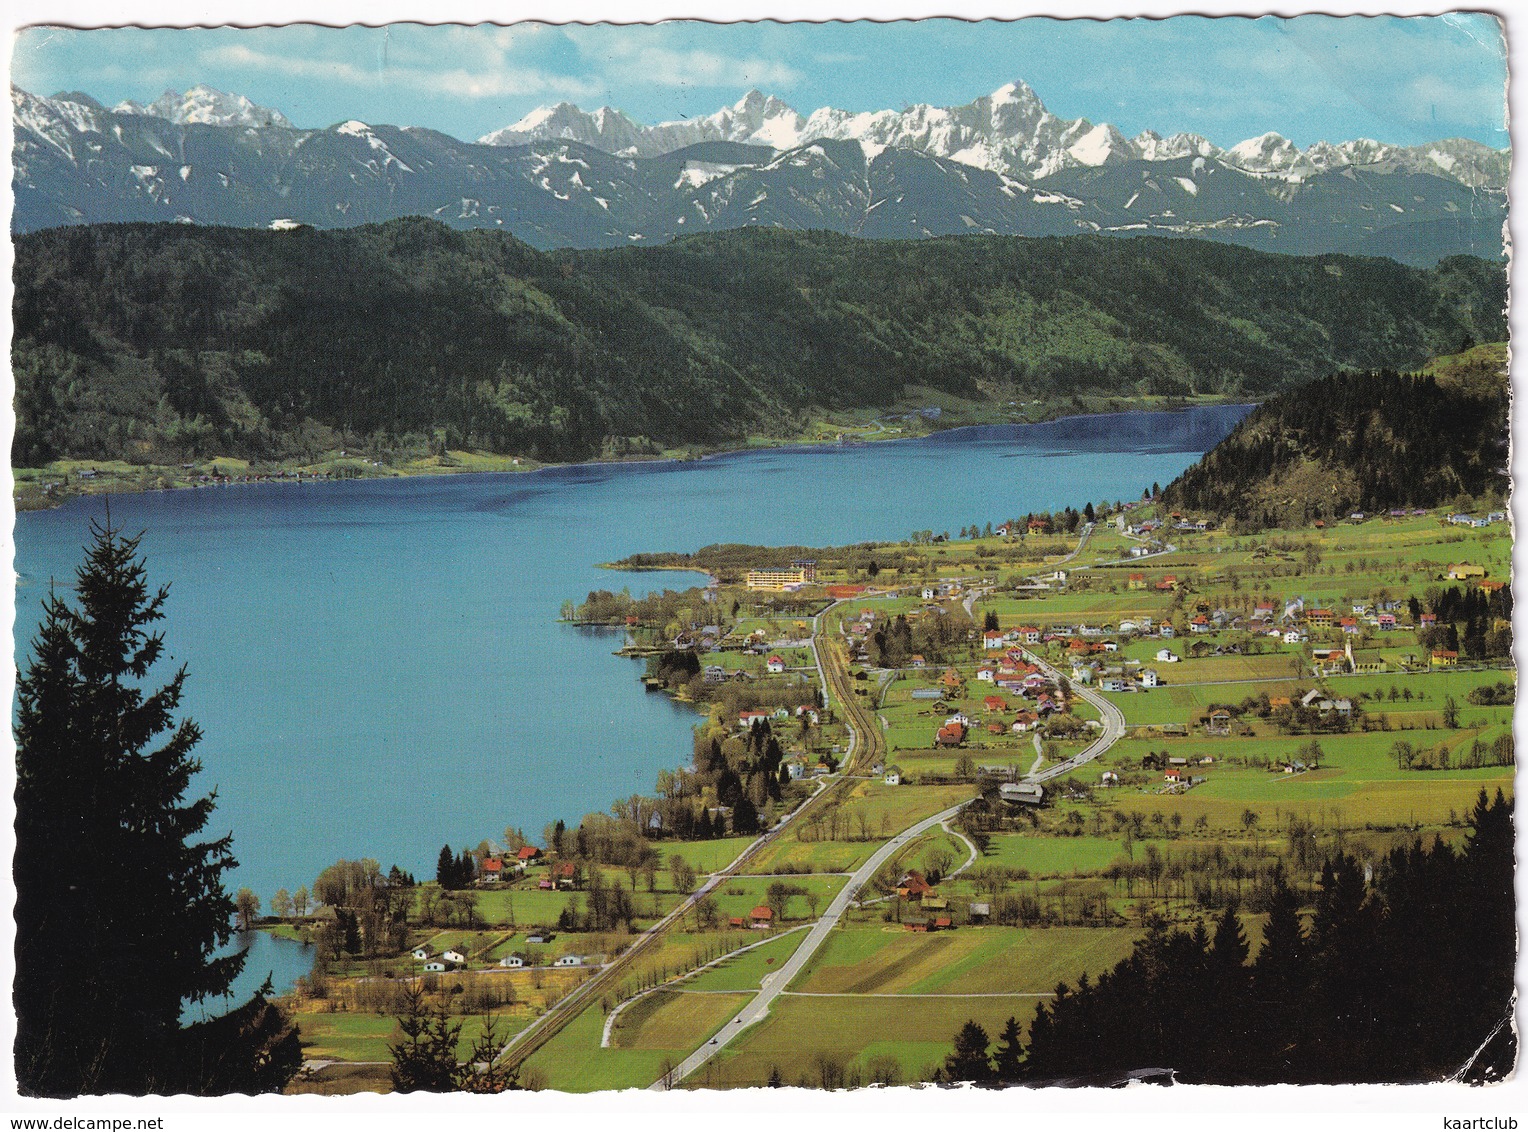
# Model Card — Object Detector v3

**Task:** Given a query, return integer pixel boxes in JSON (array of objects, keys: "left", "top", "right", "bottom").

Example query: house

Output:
[
  {"left": 1190, "top": 615, "right": 1212, "bottom": 634},
  {"left": 999, "top": 782, "right": 1045, "bottom": 806},
  {"left": 739, "top": 710, "right": 771, "bottom": 729},
  {"left": 909, "top": 654, "right": 928, "bottom": 669},
  {"left": 1128, "top": 573, "right": 1148, "bottom": 590},
  {"left": 1419, "top": 613, "right": 1437, "bottom": 629},
  {"left": 1165, "top": 767, "right": 1184, "bottom": 783},
  {"left": 1284, "top": 629, "right": 1308, "bottom": 644},
  {"left": 1020, "top": 626, "right": 1043, "bottom": 644},
  {"left": 983, "top": 631, "right": 1006, "bottom": 650},
  {"left": 1431, "top": 650, "right": 1459, "bottom": 668},
  {"left": 1100, "top": 771, "right": 1120, "bottom": 786},
  {"left": 553, "top": 861, "right": 578, "bottom": 889},
  {"left": 1340, "top": 617, "right": 1360, "bottom": 635},
  {"left": 1159, "top": 624, "right": 1175, "bottom": 638},
  {"left": 1157, "top": 575, "right": 1179, "bottom": 591},
  {"left": 516, "top": 846, "right": 543, "bottom": 864},
  {"left": 983, "top": 695, "right": 1008, "bottom": 713},
  {"left": 442, "top": 950, "right": 467, "bottom": 966},
  {"left": 897, "top": 870, "right": 934, "bottom": 899},
  {"left": 1448, "top": 563, "right": 1487, "bottom": 580},
  {"left": 922, "top": 587, "right": 937, "bottom": 600},
  {"left": 1156, "top": 648, "right": 1179, "bottom": 663},
  {"left": 553, "top": 955, "right": 582, "bottom": 967},
  {"left": 940, "top": 668, "right": 964, "bottom": 692},
  {"left": 1307, "top": 608, "right": 1334, "bottom": 630},
  {"left": 526, "top": 934, "right": 549, "bottom": 945},
  {"left": 883, "top": 766, "right": 903, "bottom": 786},
  {"left": 480, "top": 857, "right": 504, "bottom": 882},
  {"left": 969, "top": 902, "right": 991, "bottom": 921},
  {"left": 1377, "top": 613, "right": 1397, "bottom": 631},
  {"left": 1011, "top": 711, "right": 1038, "bottom": 733},
  {"left": 766, "top": 655, "right": 786, "bottom": 674},
  {"left": 750, "top": 905, "right": 775, "bottom": 930},
  {"left": 499, "top": 955, "right": 524, "bottom": 968},
  {"left": 975, "top": 665, "right": 997, "bottom": 683},
  {"left": 423, "top": 961, "right": 447, "bottom": 973},
  {"left": 935, "top": 722, "right": 968, "bottom": 747},
  {"left": 1140, "top": 668, "right": 1161, "bottom": 688},
  {"left": 703, "top": 664, "right": 728, "bottom": 684},
  {"left": 1101, "top": 677, "right": 1130, "bottom": 693},
  {"left": 1206, "top": 709, "right": 1233, "bottom": 735},
  {"left": 411, "top": 947, "right": 432, "bottom": 961}
]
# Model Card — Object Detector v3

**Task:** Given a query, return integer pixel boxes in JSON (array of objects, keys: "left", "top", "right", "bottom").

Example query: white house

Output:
[
  {"left": 883, "top": 766, "right": 903, "bottom": 786},
  {"left": 442, "top": 950, "right": 467, "bottom": 965},
  {"left": 766, "top": 655, "right": 786, "bottom": 674},
  {"left": 411, "top": 947, "right": 432, "bottom": 961},
  {"left": 423, "top": 961, "right": 446, "bottom": 973},
  {"left": 1156, "top": 648, "right": 1179, "bottom": 663},
  {"left": 1284, "top": 629, "right": 1308, "bottom": 644},
  {"left": 922, "top": 587, "right": 937, "bottom": 600},
  {"left": 1141, "top": 668, "right": 1161, "bottom": 688},
  {"left": 553, "top": 955, "right": 582, "bottom": 968},
  {"left": 499, "top": 955, "right": 524, "bottom": 968}
]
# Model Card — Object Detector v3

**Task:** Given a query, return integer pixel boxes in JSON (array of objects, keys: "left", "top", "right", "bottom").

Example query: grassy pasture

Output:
[
  {"left": 792, "top": 925, "right": 1138, "bottom": 996},
  {"left": 698, "top": 995, "right": 1037, "bottom": 1087}
]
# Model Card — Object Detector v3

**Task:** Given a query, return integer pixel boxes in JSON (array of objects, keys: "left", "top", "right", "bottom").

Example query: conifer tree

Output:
[{"left": 14, "top": 516, "right": 299, "bottom": 1095}]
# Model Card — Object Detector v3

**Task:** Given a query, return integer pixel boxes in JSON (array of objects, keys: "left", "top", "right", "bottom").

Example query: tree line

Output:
[{"left": 14, "top": 220, "right": 1506, "bottom": 469}]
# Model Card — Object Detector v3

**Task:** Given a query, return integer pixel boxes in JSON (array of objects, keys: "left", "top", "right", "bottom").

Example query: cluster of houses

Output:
[
  {"left": 410, "top": 936, "right": 593, "bottom": 973},
  {"left": 920, "top": 650, "right": 1075, "bottom": 746},
  {"left": 1447, "top": 512, "right": 1506, "bottom": 528}
]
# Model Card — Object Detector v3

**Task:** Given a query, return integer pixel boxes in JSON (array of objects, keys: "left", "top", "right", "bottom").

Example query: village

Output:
[{"left": 279, "top": 499, "right": 1514, "bottom": 1093}]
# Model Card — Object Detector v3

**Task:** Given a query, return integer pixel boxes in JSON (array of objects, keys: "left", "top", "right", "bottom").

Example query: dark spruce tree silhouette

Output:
[{"left": 14, "top": 516, "right": 300, "bottom": 1095}]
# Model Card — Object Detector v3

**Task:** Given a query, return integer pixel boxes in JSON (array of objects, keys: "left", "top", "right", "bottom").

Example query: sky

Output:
[{"left": 8, "top": 14, "right": 1511, "bottom": 150}]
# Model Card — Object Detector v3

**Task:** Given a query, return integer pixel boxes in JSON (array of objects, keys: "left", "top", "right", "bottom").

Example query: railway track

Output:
[{"left": 497, "top": 600, "right": 874, "bottom": 1072}]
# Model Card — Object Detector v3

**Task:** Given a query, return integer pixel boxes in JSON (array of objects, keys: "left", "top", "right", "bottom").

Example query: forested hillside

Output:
[
  {"left": 1161, "top": 352, "right": 1509, "bottom": 526},
  {"left": 13, "top": 220, "right": 1507, "bottom": 467}
]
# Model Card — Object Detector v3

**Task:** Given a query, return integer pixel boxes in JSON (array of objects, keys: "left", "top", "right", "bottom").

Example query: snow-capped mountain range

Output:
[
  {"left": 12, "top": 81, "right": 1508, "bottom": 265},
  {"left": 482, "top": 80, "right": 1509, "bottom": 191}
]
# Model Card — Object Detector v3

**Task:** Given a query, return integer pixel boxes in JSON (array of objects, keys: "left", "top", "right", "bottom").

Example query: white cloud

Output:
[
  {"left": 599, "top": 37, "right": 802, "bottom": 90},
  {"left": 197, "top": 40, "right": 600, "bottom": 102}
]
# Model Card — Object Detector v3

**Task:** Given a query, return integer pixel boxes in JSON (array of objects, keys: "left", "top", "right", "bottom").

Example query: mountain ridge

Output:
[
  {"left": 12, "top": 219, "right": 1508, "bottom": 471},
  {"left": 12, "top": 82, "right": 1509, "bottom": 265}
]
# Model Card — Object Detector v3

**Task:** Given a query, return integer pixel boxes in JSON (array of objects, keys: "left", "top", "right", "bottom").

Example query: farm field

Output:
[
  {"left": 292, "top": 1009, "right": 523, "bottom": 1064},
  {"left": 792, "top": 925, "right": 1139, "bottom": 996},
  {"left": 744, "top": 783, "right": 973, "bottom": 874},
  {"left": 696, "top": 994, "right": 1040, "bottom": 1088},
  {"left": 683, "top": 929, "right": 813, "bottom": 992}
]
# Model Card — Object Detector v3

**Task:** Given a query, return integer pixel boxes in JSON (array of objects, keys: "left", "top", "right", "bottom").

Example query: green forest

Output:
[
  {"left": 1161, "top": 362, "right": 1509, "bottom": 525},
  {"left": 12, "top": 219, "right": 1507, "bottom": 467}
]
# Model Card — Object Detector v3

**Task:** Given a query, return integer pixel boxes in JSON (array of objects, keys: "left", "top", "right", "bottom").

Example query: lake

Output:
[{"left": 14, "top": 404, "right": 1250, "bottom": 917}]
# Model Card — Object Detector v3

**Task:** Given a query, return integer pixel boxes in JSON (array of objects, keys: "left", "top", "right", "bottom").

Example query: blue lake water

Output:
[{"left": 14, "top": 404, "right": 1250, "bottom": 932}]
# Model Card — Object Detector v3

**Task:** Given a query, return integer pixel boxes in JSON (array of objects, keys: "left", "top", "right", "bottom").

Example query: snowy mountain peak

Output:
[{"left": 114, "top": 83, "right": 292, "bottom": 129}]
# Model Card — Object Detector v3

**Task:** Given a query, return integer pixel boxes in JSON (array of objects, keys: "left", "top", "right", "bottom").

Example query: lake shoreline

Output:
[{"left": 14, "top": 395, "right": 1247, "bottom": 512}]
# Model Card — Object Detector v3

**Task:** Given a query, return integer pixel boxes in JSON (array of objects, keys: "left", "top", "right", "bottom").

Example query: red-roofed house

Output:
[
  {"left": 766, "top": 655, "right": 785, "bottom": 673},
  {"left": 983, "top": 695, "right": 1007, "bottom": 713},
  {"left": 1128, "top": 573, "right": 1147, "bottom": 590},
  {"left": 480, "top": 857, "right": 503, "bottom": 881},
  {"left": 517, "top": 846, "right": 542, "bottom": 863},
  {"left": 750, "top": 905, "right": 774, "bottom": 930}
]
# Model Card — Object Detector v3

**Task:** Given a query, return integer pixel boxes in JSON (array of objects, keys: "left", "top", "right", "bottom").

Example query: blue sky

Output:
[{"left": 10, "top": 15, "right": 1509, "bottom": 149}]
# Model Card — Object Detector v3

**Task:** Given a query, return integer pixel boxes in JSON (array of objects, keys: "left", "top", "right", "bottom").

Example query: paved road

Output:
[
  {"left": 655, "top": 797, "right": 971, "bottom": 1089},
  {"left": 1018, "top": 646, "right": 1128, "bottom": 784},
  {"left": 502, "top": 595, "right": 878, "bottom": 1072}
]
